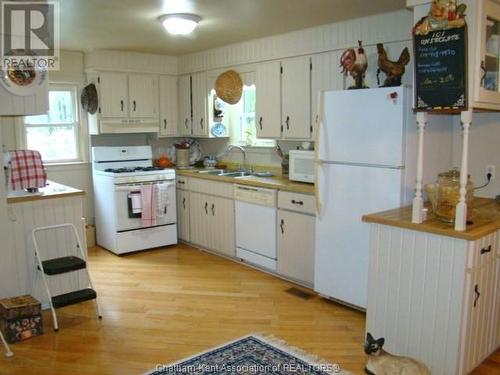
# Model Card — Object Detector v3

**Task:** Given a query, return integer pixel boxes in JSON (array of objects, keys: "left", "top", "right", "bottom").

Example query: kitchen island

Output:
[
  {"left": 362, "top": 198, "right": 500, "bottom": 375},
  {"left": 6, "top": 181, "right": 88, "bottom": 308}
]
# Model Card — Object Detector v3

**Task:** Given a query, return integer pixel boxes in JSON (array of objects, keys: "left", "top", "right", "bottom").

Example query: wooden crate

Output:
[{"left": 0, "top": 295, "right": 43, "bottom": 343}]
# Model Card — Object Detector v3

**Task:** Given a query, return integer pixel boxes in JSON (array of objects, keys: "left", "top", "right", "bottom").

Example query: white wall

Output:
[
  {"left": 452, "top": 114, "right": 500, "bottom": 198},
  {"left": 0, "top": 123, "right": 20, "bottom": 298}
]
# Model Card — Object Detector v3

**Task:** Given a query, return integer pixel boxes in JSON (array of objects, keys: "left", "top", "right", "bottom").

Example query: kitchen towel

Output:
[
  {"left": 155, "top": 183, "right": 171, "bottom": 218},
  {"left": 141, "top": 184, "right": 157, "bottom": 227},
  {"left": 129, "top": 191, "right": 142, "bottom": 215},
  {"left": 9, "top": 150, "right": 47, "bottom": 191}
]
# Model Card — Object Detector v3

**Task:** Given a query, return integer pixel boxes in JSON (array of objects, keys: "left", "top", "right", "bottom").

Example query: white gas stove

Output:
[{"left": 92, "top": 146, "right": 177, "bottom": 255}]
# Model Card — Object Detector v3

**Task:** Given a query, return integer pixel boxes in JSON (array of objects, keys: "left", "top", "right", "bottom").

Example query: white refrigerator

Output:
[{"left": 314, "top": 87, "right": 417, "bottom": 309}]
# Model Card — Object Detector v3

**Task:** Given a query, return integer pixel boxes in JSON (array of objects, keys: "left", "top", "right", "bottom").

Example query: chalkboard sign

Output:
[{"left": 413, "top": 26, "right": 467, "bottom": 112}]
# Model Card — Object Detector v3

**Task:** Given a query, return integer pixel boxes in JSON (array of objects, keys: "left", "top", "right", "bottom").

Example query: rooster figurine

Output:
[
  {"left": 376, "top": 43, "right": 410, "bottom": 87},
  {"left": 340, "top": 40, "right": 368, "bottom": 89}
]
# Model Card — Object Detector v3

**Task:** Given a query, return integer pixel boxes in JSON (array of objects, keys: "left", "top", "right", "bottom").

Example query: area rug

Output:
[{"left": 148, "top": 334, "right": 350, "bottom": 374}]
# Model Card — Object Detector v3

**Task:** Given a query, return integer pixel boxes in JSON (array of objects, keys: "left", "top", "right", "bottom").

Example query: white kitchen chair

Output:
[{"left": 1, "top": 330, "right": 13, "bottom": 357}]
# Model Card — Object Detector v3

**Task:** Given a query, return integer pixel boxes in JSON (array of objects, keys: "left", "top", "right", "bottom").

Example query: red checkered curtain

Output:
[{"left": 9, "top": 150, "right": 47, "bottom": 191}]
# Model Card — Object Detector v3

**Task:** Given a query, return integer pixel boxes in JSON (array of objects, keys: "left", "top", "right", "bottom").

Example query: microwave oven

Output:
[{"left": 289, "top": 150, "right": 314, "bottom": 183}]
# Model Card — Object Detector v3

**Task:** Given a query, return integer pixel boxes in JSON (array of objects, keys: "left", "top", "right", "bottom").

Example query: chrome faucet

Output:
[{"left": 227, "top": 145, "right": 247, "bottom": 171}]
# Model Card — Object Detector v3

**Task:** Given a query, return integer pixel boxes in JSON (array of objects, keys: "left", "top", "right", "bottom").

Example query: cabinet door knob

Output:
[
  {"left": 163, "top": 119, "right": 167, "bottom": 129},
  {"left": 286, "top": 116, "right": 290, "bottom": 130},
  {"left": 480, "top": 245, "right": 492, "bottom": 255},
  {"left": 200, "top": 118, "right": 204, "bottom": 129},
  {"left": 120, "top": 100, "right": 124, "bottom": 112},
  {"left": 259, "top": 117, "right": 263, "bottom": 130},
  {"left": 474, "top": 284, "right": 481, "bottom": 308},
  {"left": 211, "top": 203, "right": 215, "bottom": 216},
  {"left": 185, "top": 118, "right": 189, "bottom": 129},
  {"left": 280, "top": 219, "right": 285, "bottom": 234},
  {"left": 291, "top": 199, "right": 303, "bottom": 206},
  {"left": 182, "top": 197, "right": 186, "bottom": 209},
  {"left": 204, "top": 202, "right": 208, "bottom": 215},
  {"left": 133, "top": 100, "right": 137, "bottom": 112}
]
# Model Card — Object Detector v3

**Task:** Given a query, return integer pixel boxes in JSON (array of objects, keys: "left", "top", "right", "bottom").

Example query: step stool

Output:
[
  {"left": 31, "top": 223, "right": 102, "bottom": 331},
  {"left": 0, "top": 330, "right": 13, "bottom": 357}
]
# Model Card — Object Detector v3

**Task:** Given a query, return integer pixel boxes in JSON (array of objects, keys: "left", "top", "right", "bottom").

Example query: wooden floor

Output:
[{"left": 1, "top": 244, "right": 498, "bottom": 374}]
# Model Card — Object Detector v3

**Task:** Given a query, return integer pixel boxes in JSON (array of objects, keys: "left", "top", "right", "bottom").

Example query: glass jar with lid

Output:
[{"left": 431, "top": 169, "right": 474, "bottom": 223}]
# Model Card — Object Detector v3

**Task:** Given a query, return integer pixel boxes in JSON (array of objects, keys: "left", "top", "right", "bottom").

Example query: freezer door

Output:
[
  {"left": 319, "top": 87, "right": 406, "bottom": 167},
  {"left": 314, "top": 163, "right": 403, "bottom": 308}
]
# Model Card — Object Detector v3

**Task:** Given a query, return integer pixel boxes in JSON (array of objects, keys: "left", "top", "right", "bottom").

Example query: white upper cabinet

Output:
[
  {"left": 256, "top": 61, "right": 282, "bottom": 138},
  {"left": 311, "top": 51, "right": 344, "bottom": 126},
  {"left": 191, "top": 72, "right": 209, "bottom": 137},
  {"left": 281, "top": 56, "right": 312, "bottom": 140},
  {"left": 99, "top": 72, "right": 128, "bottom": 118},
  {"left": 178, "top": 75, "right": 192, "bottom": 136},
  {"left": 159, "top": 75, "right": 178, "bottom": 137},
  {"left": 128, "top": 74, "right": 158, "bottom": 119}
]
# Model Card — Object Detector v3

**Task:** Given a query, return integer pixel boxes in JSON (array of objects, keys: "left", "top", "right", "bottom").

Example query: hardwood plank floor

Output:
[{"left": 0, "top": 244, "right": 498, "bottom": 374}]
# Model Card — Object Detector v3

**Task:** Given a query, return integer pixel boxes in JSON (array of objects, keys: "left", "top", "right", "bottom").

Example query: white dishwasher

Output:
[{"left": 234, "top": 184, "right": 277, "bottom": 271}]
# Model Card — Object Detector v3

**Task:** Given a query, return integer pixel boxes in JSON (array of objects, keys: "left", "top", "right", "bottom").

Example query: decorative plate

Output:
[
  {"left": 0, "top": 64, "right": 47, "bottom": 96},
  {"left": 211, "top": 122, "right": 227, "bottom": 137}
]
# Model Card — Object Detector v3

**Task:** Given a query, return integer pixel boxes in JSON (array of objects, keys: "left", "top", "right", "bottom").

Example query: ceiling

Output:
[{"left": 60, "top": 0, "right": 408, "bottom": 56}]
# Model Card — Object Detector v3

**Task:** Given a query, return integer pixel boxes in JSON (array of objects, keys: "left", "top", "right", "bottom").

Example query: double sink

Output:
[{"left": 197, "top": 169, "right": 253, "bottom": 178}]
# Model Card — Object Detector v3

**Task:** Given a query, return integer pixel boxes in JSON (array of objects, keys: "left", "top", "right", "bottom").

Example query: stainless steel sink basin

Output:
[
  {"left": 219, "top": 171, "right": 253, "bottom": 177},
  {"left": 197, "top": 169, "right": 227, "bottom": 175}
]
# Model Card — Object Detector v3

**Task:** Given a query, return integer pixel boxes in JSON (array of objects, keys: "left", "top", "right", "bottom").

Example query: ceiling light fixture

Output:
[{"left": 159, "top": 13, "right": 201, "bottom": 35}]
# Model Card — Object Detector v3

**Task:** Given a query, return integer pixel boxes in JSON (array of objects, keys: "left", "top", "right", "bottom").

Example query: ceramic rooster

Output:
[
  {"left": 376, "top": 43, "right": 410, "bottom": 87},
  {"left": 340, "top": 40, "right": 368, "bottom": 89}
]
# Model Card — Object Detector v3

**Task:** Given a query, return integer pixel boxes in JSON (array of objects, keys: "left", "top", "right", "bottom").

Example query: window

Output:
[
  {"left": 212, "top": 84, "right": 275, "bottom": 148},
  {"left": 23, "top": 84, "right": 81, "bottom": 163}
]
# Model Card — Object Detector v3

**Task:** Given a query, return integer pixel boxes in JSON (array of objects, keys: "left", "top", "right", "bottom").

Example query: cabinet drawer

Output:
[
  {"left": 278, "top": 191, "right": 315, "bottom": 215},
  {"left": 189, "top": 177, "right": 233, "bottom": 198},
  {"left": 176, "top": 176, "right": 190, "bottom": 190},
  {"left": 466, "top": 231, "right": 498, "bottom": 269}
]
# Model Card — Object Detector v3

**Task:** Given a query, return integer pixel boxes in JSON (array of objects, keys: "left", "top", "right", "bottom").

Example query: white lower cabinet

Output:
[
  {"left": 366, "top": 225, "right": 499, "bottom": 375},
  {"left": 189, "top": 192, "right": 235, "bottom": 257},
  {"left": 277, "top": 191, "right": 315, "bottom": 286},
  {"left": 277, "top": 210, "right": 315, "bottom": 286},
  {"left": 180, "top": 177, "right": 235, "bottom": 257},
  {"left": 176, "top": 189, "right": 190, "bottom": 242}
]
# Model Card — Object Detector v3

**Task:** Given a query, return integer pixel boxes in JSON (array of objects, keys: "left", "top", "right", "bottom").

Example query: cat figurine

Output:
[{"left": 364, "top": 333, "right": 431, "bottom": 375}]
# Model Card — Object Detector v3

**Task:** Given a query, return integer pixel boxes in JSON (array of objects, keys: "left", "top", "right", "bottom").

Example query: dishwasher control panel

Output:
[{"left": 234, "top": 185, "right": 277, "bottom": 207}]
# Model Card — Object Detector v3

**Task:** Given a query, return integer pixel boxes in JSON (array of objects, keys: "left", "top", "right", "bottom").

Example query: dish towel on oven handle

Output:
[
  {"left": 141, "top": 184, "right": 157, "bottom": 227},
  {"left": 155, "top": 182, "right": 171, "bottom": 218},
  {"left": 9, "top": 150, "right": 47, "bottom": 191},
  {"left": 128, "top": 191, "right": 142, "bottom": 217}
]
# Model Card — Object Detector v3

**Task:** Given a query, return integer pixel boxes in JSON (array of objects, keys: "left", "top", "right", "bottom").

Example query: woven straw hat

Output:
[
  {"left": 215, "top": 70, "right": 243, "bottom": 104},
  {"left": 81, "top": 83, "right": 98, "bottom": 114}
]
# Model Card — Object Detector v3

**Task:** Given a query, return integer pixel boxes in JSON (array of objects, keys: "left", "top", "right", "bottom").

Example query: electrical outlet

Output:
[{"left": 486, "top": 164, "right": 496, "bottom": 180}]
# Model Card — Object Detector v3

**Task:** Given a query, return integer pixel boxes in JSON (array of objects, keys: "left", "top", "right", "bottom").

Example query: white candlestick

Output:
[
  {"left": 455, "top": 109, "right": 472, "bottom": 231},
  {"left": 412, "top": 112, "right": 427, "bottom": 224}
]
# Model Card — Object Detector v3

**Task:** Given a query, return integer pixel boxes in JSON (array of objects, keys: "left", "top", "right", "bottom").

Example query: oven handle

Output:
[{"left": 114, "top": 181, "right": 175, "bottom": 191}]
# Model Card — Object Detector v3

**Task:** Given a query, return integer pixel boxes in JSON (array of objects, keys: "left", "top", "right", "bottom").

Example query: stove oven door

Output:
[{"left": 114, "top": 181, "right": 176, "bottom": 232}]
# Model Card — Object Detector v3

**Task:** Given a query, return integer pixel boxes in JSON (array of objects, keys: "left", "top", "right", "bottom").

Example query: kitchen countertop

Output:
[
  {"left": 7, "top": 181, "right": 85, "bottom": 204},
  {"left": 362, "top": 197, "right": 500, "bottom": 241},
  {"left": 176, "top": 169, "right": 315, "bottom": 194}
]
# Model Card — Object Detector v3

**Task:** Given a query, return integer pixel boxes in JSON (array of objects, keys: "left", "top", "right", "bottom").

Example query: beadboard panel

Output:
[
  {"left": 178, "top": 10, "right": 412, "bottom": 73},
  {"left": 8, "top": 196, "right": 88, "bottom": 307},
  {"left": 85, "top": 50, "right": 178, "bottom": 75},
  {"left": 367, "top": 224, "right": 468, "bottom": 375}
]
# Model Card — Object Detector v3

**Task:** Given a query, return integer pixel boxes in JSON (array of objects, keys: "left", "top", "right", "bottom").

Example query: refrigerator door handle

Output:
[
  {"left": 314, "top": 92, "right": 323, "bottom": 216},
  {"left": 314, "top": 161, "right": 322, "bottom": 216}
]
